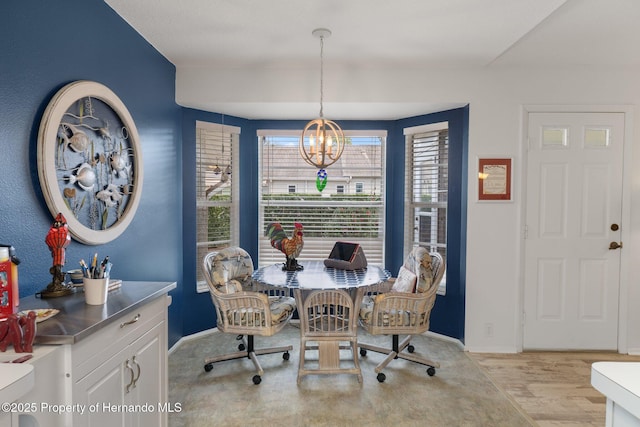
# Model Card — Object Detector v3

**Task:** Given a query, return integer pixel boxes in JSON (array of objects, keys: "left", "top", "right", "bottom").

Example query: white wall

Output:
[
  {"left": 178, "top": 64, "right": 640, "bottom": 354},
  {"left": 462, "top": 67, "right": 639, "bottom": 354}
]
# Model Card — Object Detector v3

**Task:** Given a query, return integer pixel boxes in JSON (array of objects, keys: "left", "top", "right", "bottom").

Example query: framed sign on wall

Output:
[
  {"left": 478, "top": 157, "right": 512, "bottom": 201},
  {"left": 37, "top": 80, "right": 144, "bottom": 245}
]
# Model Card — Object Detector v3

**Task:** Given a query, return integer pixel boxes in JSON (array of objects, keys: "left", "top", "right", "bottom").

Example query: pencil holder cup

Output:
[{"left": 84, "top": 276, "right": 109, "bottom": 305}]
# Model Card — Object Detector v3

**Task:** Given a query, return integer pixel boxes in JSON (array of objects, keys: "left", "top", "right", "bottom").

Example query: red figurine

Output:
[
  {"left": 45, "top": 212, "right": 71, "bottom": 267},
  {"left": 41, "top": 212, "right": 73, "bottom": 297},
  {"left": 0, "top": 311, "right": 37, "bottom": 353}
]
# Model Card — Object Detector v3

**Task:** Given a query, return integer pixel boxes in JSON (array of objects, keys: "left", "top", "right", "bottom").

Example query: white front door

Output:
[{"left": 523, "top": 112, "right": 624, "bottom": 350}]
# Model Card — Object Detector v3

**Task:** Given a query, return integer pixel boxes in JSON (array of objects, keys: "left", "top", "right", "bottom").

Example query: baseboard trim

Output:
[
  {"left": 423, "top": 330, "right": 464, "bottom": 350},
  {"left": 169, "top": 327, "right": 219, "bottom": 355},
  {"left": 168, "top": 322, "right": 462, "bottom": 354},
  {"left": 626, "top": 347, "right": 640, "bottom": 356}
]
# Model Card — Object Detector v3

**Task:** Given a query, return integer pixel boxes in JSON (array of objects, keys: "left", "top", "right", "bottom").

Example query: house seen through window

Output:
[{"left": 258, "top": 130, "right": 386, "bottom": 266}]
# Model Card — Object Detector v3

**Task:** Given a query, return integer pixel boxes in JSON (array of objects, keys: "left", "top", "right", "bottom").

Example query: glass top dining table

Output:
[{"left": 252, "top": 261, "right": 391, "bottom": 290}]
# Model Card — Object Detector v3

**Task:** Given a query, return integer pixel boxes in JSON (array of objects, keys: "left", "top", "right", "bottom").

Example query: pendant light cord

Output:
[{"left": 319, "top": 35, "right": 324, "bottom": 118}]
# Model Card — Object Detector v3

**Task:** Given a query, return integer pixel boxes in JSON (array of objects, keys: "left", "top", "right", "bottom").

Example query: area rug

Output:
[{"left": 168, "top": 324, "right": 534, "bottom": 427}]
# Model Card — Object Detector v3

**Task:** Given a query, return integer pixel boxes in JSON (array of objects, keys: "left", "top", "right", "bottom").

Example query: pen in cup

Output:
[
  {"left": 81, "top": 254, "right": 111, "bottom": 278},
  {"left": 79, "top": 259, "right": 89, "bottom": 278}
]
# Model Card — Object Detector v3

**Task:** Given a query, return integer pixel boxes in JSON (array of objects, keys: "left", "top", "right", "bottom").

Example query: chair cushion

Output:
[
  {"left": 359, "top": 295, "right": 376, "bottom": 325},
  {"left": 210, "top": 248, "right": 254, "bottom": 290},
  {"left": 406, "top": 248, "right": 434, "bottom": 293},
  {"left": 225, "top": 296, "right": 295, "bottom": 327},
  {"left": 215, "top": 279, "right": 243, "bottom": 294},
  {"left": 358, "top": 295, "right": 422, "bottom": 327},
  {"left": 268, "top": 296, "right": 296, "bottom": 325},
  {"left": 391, "top": 266, "right": 417, "bottom": 293}
]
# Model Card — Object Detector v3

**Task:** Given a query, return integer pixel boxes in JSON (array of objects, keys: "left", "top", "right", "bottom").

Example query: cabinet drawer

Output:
[{"left": 72, "top": 296, "right": 168, "bottom": 381}]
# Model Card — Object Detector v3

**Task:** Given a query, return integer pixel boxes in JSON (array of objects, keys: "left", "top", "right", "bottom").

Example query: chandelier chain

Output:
[
  {"left": 299, "top": 28, "right": 345, "bottom": 174},
  {"left": 319, "top": 34, "right": 324, "bottom": 118}
]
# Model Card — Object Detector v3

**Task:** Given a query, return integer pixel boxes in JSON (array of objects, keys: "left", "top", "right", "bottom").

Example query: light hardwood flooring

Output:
[{"left": 468, "top": 351, "right": 640, "bottom": 427}]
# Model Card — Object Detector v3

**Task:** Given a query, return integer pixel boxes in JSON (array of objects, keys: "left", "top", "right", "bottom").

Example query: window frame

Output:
[
  {"left": 403, "top": 121, "right": 449, "bottom": 295},
  {"left": 257, "top": 129, "right": 387, "bottom": 267},
  {"left": 195, "top": 120, "right": 240, "bottom": 293}
]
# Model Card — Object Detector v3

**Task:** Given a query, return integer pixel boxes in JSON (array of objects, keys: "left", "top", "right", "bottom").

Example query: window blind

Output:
[
  {"left": 404, "top": 126, "right": 448, "bottom": 286},
  {"left": 258, "top": 131, "right": 385, "bottom": 267},
  {"left": 195, "top": 121, "right": 239, "bottom": 289}
]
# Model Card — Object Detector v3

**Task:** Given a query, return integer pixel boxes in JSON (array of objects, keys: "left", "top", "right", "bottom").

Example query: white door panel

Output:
[{"left": 524, "top": 112, "right": 623, "bottom": 350}]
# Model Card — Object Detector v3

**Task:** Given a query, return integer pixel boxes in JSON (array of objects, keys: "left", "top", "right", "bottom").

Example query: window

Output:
[
  {"left": 355, "top": 182, "right": 363, "bottom": 193},
  {"left": 288, "top": 185, "right": 296, "bottom": 193},
  {"left": 258, "top": 130, "right": 386, "bottom": 266},
  {"left": 196, "top": 121, "right": 240, "bottom": 292},
  {"left": 404, "top": 122, "right": 448, "bottom": 294}
]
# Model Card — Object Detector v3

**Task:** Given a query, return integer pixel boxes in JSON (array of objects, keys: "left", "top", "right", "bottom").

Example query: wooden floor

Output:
[{"left": 468, "top": 351, "right": 640, "bottom": 427}]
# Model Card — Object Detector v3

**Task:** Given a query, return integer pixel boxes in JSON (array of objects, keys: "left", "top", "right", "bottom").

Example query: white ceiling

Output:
[{"left": 105, "top": 0, "right": 640, "bottom": 120}]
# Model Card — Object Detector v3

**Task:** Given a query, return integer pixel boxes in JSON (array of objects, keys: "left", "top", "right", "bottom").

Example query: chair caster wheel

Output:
[
  {"left": 283, "top": 351, "right": 290, "bottom": 361},
  {"left": 360, "top": 348, "right": 367, "bottom": 357},
  {"left": 427, "top": 367, "right": 436, "bottom": 376},
  {"left": 252, "top": 375, "right": 262, "bottom": 385},
  {"left": 204, "top": 363, "right": 213, "bottom": 372},
  {"left": 238, "top": 343, "right": 246, "bottom": 351},
  {"left": 377, "top": 372, "right": 386, "bottom": 383},
  {"left": 407, "top": 345, "right": 415, "bottom": 353}
]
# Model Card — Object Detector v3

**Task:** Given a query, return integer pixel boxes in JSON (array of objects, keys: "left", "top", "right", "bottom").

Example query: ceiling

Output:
[{"left": 105, "top": 0, "right": 640, "bottom": 120}]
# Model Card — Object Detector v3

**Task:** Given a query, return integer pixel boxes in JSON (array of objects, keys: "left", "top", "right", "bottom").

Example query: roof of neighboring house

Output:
[{"left": 263, "top": 144, "right": 382, "bottom": 180}]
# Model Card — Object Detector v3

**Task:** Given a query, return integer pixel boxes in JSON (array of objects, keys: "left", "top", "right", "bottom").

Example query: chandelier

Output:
[{"left": 299, "top": 28, "right": 345, "bottom": 192}]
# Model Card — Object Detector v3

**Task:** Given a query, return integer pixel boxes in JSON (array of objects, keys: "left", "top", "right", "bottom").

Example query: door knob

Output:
[{"left": 609, "top": 241, "right": 623, "bottom": 250}]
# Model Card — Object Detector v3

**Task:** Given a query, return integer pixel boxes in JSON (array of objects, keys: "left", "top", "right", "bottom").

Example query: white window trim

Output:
[
  {"left": 404, "top": 121, "right": 448, "bottom": 295},
  {"left": 196, "top": 120, "right": 241, "bottom": 293},
  {"left": 257, "top": 129, "right": 387, "bottom": 267}
]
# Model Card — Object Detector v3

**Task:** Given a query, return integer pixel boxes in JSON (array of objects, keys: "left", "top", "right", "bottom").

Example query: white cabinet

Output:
[
  {"left": 592, "top": 362, "right": 640, "bottom": 427},
  {"left": 71, "top": 296, "right": 168, "bottom": 427},
  {"left": 8, "top": 282, "right": 174, "bottom": 427},
  {"left": 72, "top": 323, "right": 164, "bottom": 427},
  {"left": 10, "top": 345, "right": 68, "bottom": 427}
]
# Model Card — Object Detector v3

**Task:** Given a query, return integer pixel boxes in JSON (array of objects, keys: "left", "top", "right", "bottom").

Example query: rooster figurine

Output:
[{"left": 265, "top": 222, "right": 304, "bottom": 271}]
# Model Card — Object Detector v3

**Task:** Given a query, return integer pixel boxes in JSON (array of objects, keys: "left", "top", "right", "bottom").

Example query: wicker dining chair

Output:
[
  {"left": 202, "top": 247, "right": 296, "bottom": 384},
  {"left": 296, "top": 288, "right": 362, "bottom": 384},
  {"left": 358, "top": 246, "right": 445, "bottom": 382}
]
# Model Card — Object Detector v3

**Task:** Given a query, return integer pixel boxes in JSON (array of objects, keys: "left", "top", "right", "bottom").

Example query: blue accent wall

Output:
[
  {"left": 1, "top": 0, "right": 183, "bottom": 346},
  {"left": 379, "top": 108, "right": 468, "bottom": 340},
  {"left": 395, "top": 107, "right": 469, "bottom": 340},
  {"left": 3, "top": 0, "right": 467, "bottom": 346},
  {"left": 181, "top": 115, "right": 468, "bottom": 341}
]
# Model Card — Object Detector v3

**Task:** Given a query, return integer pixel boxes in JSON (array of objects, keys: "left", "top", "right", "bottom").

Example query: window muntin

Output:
[
  {"left": 196, "top": 121, "right": 239, "bottom": 291},
  {"left": 258, "top": 130, "right": 386, "bottom": 266},
  {"left": 404, "top": 123, "right": 448, "bottom": 293}
]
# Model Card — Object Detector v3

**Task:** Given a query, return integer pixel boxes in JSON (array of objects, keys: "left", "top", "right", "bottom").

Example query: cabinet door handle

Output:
[
  {"left": 120, "top": 313, "right": 141, "bottom": 328},
  {"left": 131, "top": 355, "right": 142, "bottom": 389},
  {"left": 125, "top": 359, "right": 135, "bottom": 394}
]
